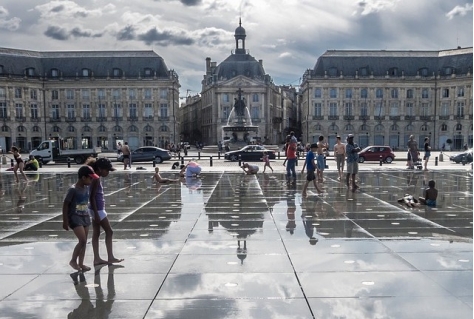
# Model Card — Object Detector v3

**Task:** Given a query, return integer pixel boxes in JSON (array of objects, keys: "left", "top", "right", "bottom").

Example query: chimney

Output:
[{"left": 206, "top": 57, "right": 211, "bottom": 72}]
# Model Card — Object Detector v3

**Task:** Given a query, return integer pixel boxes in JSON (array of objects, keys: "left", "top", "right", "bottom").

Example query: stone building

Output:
[
  {"left": 0, "top": 48, "right": 180, "bottom": 152},
  {"left": 300, "top": 47, "right": 473, "bottom": 150},
  {"left": 179, "top": 20, "right": 293, "bottom": 146}
]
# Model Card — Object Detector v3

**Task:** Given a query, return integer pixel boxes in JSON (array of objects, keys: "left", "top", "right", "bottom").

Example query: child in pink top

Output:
[{"left": 262, "top": 152, "right": 273, "bottom": 173}]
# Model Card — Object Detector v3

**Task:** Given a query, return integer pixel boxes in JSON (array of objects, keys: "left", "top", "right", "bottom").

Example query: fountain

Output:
[{"left": 222, "top": 88, "right": 259, "bottom": 147}]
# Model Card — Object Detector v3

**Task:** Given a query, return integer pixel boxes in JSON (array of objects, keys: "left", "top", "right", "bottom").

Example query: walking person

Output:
[
  {"left": 423, "top": 137, "right": 431, "bottom": 171},
  {"left": 10, "top": 146, "right": 28, "bottom": 182},
  {"left": 285, "top": 136, "right": 297, "bottom": 185},
  {"left": 407, "top": 135, "right": 419, "bottom": 169},
  {"left": 262, "top": 151, "right": 273, "bottom": 173},
  {"left": 301, "top": 143, "right": 323, "bottom": 196},
  {"left": 345, "top": 134, "right": 361, "bottom": 191},
  {"left": 121, "top": 142, "right": 131, "bottom": 170},
  {"left": 85, "top": 158, "right": 123, "bottom": 266},
  {"left": 333, "top": 136, "right": 346, "bottom": 181},
  {"left": 62, "top": 165, "right": 99, "bottom": 271},
  {"left": 316, "top": 135, "right": 328, "bottom": 182}
]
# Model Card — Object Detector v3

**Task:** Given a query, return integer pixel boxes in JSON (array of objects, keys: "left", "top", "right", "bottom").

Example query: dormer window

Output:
[
  {"left": 113, "top": 68, "right": 122, "bottom": 78},
  {"left": 328, "top": 67, "right": 338, "bottom": 77},
  {"left": 445, "top": 67, "right": 453, "bottom": 75},
  {"left": 144, "top": 68, "right": 152, "bottom": 77},
  {"left": 359, "top": 67, "right": 368, "bottom": 76},
  {"left": 51, "top": 69, "right": 59, "bottom": 78},
  {"left": 82, "top": 68, "right": 90, "bottom": 77},
  {"left": 389, "top": 67, "right": 398, "bottom": 76},
  {"left": 26, "top": 68, "right": 35, "bottom": 77},
  {"left": 419, "top": 68, "right": 429, "bottom": 77}
]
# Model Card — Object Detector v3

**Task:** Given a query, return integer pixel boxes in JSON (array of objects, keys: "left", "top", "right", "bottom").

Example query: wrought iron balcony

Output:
[
  {"left": 420, "top": 116, "right": 431, "bottom": 121},
  {"left": 15, "top": 116, "right": 26, "bottom": 122},
  {"left": 65, "top": 117, "right": 76, "bottom": 122},
  {"left": 158, "top": 116, "right": 170, "bottom": 121},
  {"left": 312, "top": 115, "right": 324, "bottom": 120},
  {"left": 50, "top": 117, "right": 61, "bottom": 122},
  {"left": 359, "top": 115, "right": 370, "bottom": 120},
  {"left": 328, "top": 115, "right": 339, "bottom": 120},
  {"left": 374, "top": 116, "right": 385, "bottom": 120},
  {"left": 96, "top": 117, "right": 107, "bottom": 122},
  {"left": 273, "top": 117, "right": 283, "bottom": 123},
  {"left": 144, "top": 116, "right": 154, "bottom": 121},
  {"left": 0, "top": 116, "right": 11, "bottom": 121},
  {"left": 343, "top": 115, "right": 354, "bottom": 120},
  {"left": 404, "top": 115, "right": 415, "bottom": 120},
  {"left": 455, "top": 115, "right": 465, "bottom": 119},
  {"left": 389, "top": 116, "right": 400, "bottom": 121},
  {"left": 81, "top": 117, "right": 92, "bottom": 122},
  {"left": 438, "top": 115, "right": 450, "bottom": 120},
  {"left": 112, "top": 116, "right": 123, "bottom": 121},
  {"left": 128, "top": 117, "right": 138, "bottom": 121},
  {"left": 31, "top": 117, "right": 41, "bottom": 122}
]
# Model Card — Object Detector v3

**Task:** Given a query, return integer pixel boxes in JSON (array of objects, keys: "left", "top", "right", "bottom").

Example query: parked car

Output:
[
  {"left": 358, "top": 146, "right": 395, "bottom": 163},
  {"left": 117, "top": 146, "right": 171, "bottom": 164},
  {"left": 450, "top": 150, "right": 473, "bottom": 164},
  {"left": 225, "top": 145, "right": 276, "bottom": 162}
]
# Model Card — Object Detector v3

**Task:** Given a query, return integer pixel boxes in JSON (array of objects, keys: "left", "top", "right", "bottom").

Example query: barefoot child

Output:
[
  {"left": 10, "top": 146, "right": 28, "bottom": 182},
  {"left": 62, "top": 165, "right": 99, "bottom": 271},
  {"left": 418, "top": 179, "right": 438, "bottom": 207},
  {"left": 301, "top": 143, "right": 323, "bottom": 196},
  {"left": 262, "top": 152, "right": 273, "bottom": 173},
  {"left": 86, "top": 158, "right": 124, "bottom": 266},
  {"left": 152, "top": 167, "right": 179, "bottom": 183}
]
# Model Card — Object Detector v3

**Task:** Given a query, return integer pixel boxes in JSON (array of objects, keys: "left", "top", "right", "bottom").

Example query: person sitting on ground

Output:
[
  {"left": 418, "top": 180, "right": 438, "bottom": 207},
  {"left": 397, "top": 194, "right": 420, "bottom": 207},
  {"left": 179, "top": 165, "right": 186, "bottom": 178},
  {"left": 186, "top": 160, "right": 202, "bottom": 177},
  {"left": 24, "top": 155, "right": 39, "bottom": 171},
  {"left": 152, "top": 167, "right": 179, "bottom": 183},
  {"left": 242, "top": 162, "right": 259, "bottom": 175}
]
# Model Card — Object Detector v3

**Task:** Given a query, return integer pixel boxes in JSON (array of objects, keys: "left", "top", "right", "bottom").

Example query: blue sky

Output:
[{"left": 0, "top": 0, "right": 472, "bottom": 96}]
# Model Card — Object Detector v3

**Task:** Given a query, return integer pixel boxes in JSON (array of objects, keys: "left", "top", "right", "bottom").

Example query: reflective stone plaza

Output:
[{"left": 0, "top": 169, "right": 472, "bottom": 318}]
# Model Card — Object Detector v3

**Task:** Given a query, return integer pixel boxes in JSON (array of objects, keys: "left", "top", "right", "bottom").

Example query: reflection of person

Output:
[
  {"left": 10, "top": 146, "right": 28, "bottom": 182},
  {"left": 15, "top": 183, "right": 27, "bottom": 213},
  {"left": 121, "top": 142, "right": 131, "bottom": 170},
  {"left": 345, "top": 134, "right": 361, "bottom": 191},
  {"left": 286, "top": 190, "right": 296, "bottom": 235},
  {"left": 333, "top": 136, "right": 346, "bottom": 181},
  {"left": 184, "top": 176, "right": 202, "bottom": 191},
  {"left": 301, "top": 198, "right": 319, "bottom": 245},
  {"left": 301, "top": 143, "right": 323, "bottom": 196},
  {"left": 62, "top": 165, "right": 99, "bottom": 271},
  {"left": 24, "top": 155, "right": 39, "bottom": 171},
  {"left": 186, "top": 160, "right": 202, "bottom": 177},
  {"left": 418, "top": 180, "right": 438, "bottom": 207},
  {"left": 242, "top": 162, "right": 259, "bottom": 175},
  {"left": 86, "top": 158, "right": 123, "bottom": 266},
  {"left": 152, "top": 167, "right": 179, "bottom": 183}
]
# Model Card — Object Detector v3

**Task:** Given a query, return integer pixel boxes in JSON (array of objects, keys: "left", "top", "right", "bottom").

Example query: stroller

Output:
[{"left": 408, "top": 151, "right": 423, "bottom": 170}]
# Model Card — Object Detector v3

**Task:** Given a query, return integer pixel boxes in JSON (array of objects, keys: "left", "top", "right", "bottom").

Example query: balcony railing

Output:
[
  {"left": 455, "top": 115, "right": 465, "bottom": 119},
  {"left": 65, "top": 117, "right": 76, "bottom": 122},
  {"left": 438, "top": 115, "right": 450, "bottom": 120},
  {"left": 404, "top": 115, "right": 415, "bottom": 120},
  {"left": 0, "top": 116, "right": 11, "bottom": 121},
  {"left": 144, "top": 116, "right": 154, "bottom": 121},
  {"left": 389, "top": 116, "right": 400, "bottom": 121},
  {"left": 273, "top": 117, "right": 283, "bottom": 123},
  {"left": 312, "top": 115, "right": 324, "bottom": 120},
  {"left": 251, "top": 118, "right": 261, "bottom": 123},
  {"left": 81, "top": 117, "right": 92, "bottom": 122},
  {"left": 374, "top": 116, "right": 385, "bottom": 120},
  {"left": 343, "top": 115, "right": 354, "bottom": 120},
  {"left": 112, "top": 116, "right": 123, "bottom": 121},
  {"left": 420, "top": 116, "right": 431, "bottom": 121},
  {"left": 359, "top": 115, "right": 370, "bottom": 120},
  {"left": 31, "top": 117, "right": 41, "bottom": 122},
  {"left": 50, "top": 117, "right": 61, "bottom": 122},
  {"left": 158, "top": 116, "right": 170, "bottom": 121},
  {"left": 328, "top": 115, "right": 339, "bottom": 120},
  {"left": 15, "top": 116, "right": 26, "bottom": 122},
  {"left": 96, "top": 117, "right": 107, "bottom": 122},
  {"left": 128, "top": 116, "right": 138, "bottom": 121}
]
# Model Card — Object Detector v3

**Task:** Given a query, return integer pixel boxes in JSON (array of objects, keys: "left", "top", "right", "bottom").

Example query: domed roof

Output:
[
  {"left": 235, "top": 25, "right": 246, "bottom": 37},
  {"left": 215, "top": 53, "right": 265, "bottom": 80}
]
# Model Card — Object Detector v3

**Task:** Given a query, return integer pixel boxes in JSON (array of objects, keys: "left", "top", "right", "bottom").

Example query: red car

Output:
[{"left": 358, "top": 146, "right": 395, "bottom": 163}]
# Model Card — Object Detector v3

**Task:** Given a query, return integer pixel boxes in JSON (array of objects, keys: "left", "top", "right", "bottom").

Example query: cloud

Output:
[
  {"left": 446, "top": 3, "right": 473, "bottom": 20},
  {"left": 137, "top": 27, "right": 194, "bottom": 46},
  {"left": 180, "top": 0, "right": 202, "bottom": 6},
  {"left": 44, "top": 24, "right": 103, "bottom": 40},
  {"left": 278, "top": 52, "right": 293, "bottom": 59},
  {"left": 354, "top": 0, "right": 398, "bottom": 15},
  {"left": 0, "top": 6, "right": 21, "bottom": 31},
  {"left": 116, "top": 25, "right": 136, "bottom": 40},
  {"left": 35, "top": 0, "right": 115, "bottom": 19}
]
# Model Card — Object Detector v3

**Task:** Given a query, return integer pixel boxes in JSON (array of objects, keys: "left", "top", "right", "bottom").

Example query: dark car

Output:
[
  {"left": 450, "top": 150, "right": 473, "bottom": 164},
  {"left": 225, "top": 145, "right": 276, "bottom": 162},
  {"left": 117, "top": 146, "right": 171, "bottom": 164},
  {"left": 358, "top": 146, "right": 395, "bottom": 163}
]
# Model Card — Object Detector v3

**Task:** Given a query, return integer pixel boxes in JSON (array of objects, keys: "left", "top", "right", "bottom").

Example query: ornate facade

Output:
[
  {"left": 0, "top": 49, "right": 180, "bottom": 152},
  {"left": 300, "top": 48, "right": 473, "bottom": 150}
]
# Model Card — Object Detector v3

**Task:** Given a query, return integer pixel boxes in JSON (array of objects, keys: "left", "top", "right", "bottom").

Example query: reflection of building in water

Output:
[{"left": 205, "top": 174, "right": 267, "bottom": 264}]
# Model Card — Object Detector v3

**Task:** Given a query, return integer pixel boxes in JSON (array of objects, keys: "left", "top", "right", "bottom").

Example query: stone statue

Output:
[{"left": 234, "top": 88, "right": 246, "bottom": 117}]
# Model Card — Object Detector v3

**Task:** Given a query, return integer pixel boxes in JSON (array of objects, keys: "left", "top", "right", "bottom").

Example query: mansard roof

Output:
[
  {"left": 214, "top": 52, "right": 265, "bottom": 80},
  {"left": 312, "top": 47, "right": 473, "bottom": 77},
  {"left": 0, "top": 47, "right": 171, "bottom": 78}
]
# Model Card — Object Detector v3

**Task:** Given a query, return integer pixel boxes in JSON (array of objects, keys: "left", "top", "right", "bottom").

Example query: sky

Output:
[{"left": 0, "top": 0, "right": 472, "bottom": 97}]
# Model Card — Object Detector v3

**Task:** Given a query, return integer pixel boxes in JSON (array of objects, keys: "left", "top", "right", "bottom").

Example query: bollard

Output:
[
  {"left": 238, "top": 154, "right": 242, "bottom": 167},
  {"left": 10, "top": 158, "right": 14, "bottom": 168},
  {"left": 379, "top": 155, "right": 383, "bottom": 166},
  {"left": 295, "top": 157, "right": 298, "bottom": 166},
  {"left": 153, "top": 160, "right": 156, "bottom": 167},
  {"left": 435, "top": 156, "right": 438, "bottom": 166},
  {"left": 462, "top": 156, "right": 467, "bottom": 165},
  {"left": 278, "top": 151, "right": 280, "bottom": 160},
  {"left": 218, "top": 152, "right": 221, "bottom": 160},
  {"left": 67, "top": 157, "right": 71, "bottom": 168},
  {"left": 439, "top": 152, "right": 443, "bottom": 162},
  {"left": 198, "top": 152, "right": 201, "bottom": 160},
  {"left": 181, "top": 157, "right": 184, "bottom": 165},
  {"left": 1, "top": 155, "right": 6, "bottom": 165},
  {"left": 210, "top": 156, "right": 213, "bottom": 167},
  {"left": 38, "top": 159, "right": 42, "bottom": 168}
]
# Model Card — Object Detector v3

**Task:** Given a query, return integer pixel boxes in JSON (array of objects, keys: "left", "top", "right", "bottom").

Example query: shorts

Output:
[
  {"left": 347, "top": 162, "right": 359, "bottom": 174},
  {"left": 426, "top": 199, "right": 436, "bottom": 207},
  {"left": 306, "top": 169, "right": 316, "bottom": 181},
  {"left": 89, "top": 209, "right": 107, "bottom": 221},
  {"left": 423, "top": 151, "right": 431, "bottom": 160},
  {"left": 186, "top": 166, "right": 202, "bottom": 177},
  {"left": 316, "top": 154, "right": 325, "bottom": 170},
  {"left": 122, "top": 155, "right": 130, "bottom": 159},
  {"left": 336, "top": 154, "right": 345, "bottom": 170},
  {"left": 69, "top": 214, "right": 91, "bottom": 229}
]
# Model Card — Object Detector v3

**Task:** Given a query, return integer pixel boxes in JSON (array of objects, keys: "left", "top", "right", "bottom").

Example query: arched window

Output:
[
  {"left": 375, "top": 124, "right": 384, "bottom": 132},
  {"left": 329, "top": 124, "right": 338, "bottom": 132},
  {"left": 390, "top": 124, "right": 399, "bottom": 131},
  {"left": 129, "top": 125, "right": 138, "bottom": 132},
  {"left": 32, "top": 126, "right": 40, "bottom": 132},
  {"left": 344, "top": 124, "right": 354, "bottom": 131},
  {"left": 420, "top": 124, "right": 429, "bottom": 131},
  {"left": 18, "top": 126, "right": 26, "bottom": 132},
  {"left": 376, "top": 88, "right": 383, "bottom": 98},
  {"left": 1, "top": 125, "right": 8, "bottom": 132},
  {"left": 144, "top": 125, "right": 153, "bottom": 132},
  {"left": 113, "top": 126, "right": 122, "bottom": 133},
  {"left": 82, "top": 68, "right": 90, "bottom": 77},
  {"left": 440, "top": 123, "right": 448, "bottom": 131},
  {"left": 25, "top": 67, "right": 35, "bottom": 76},
  {"left": 406, "top": 124, "right": 414, "bottom": 131},
  {"left": 68, "top": 126, "right": 75, "bottom": 132},
  {"left": 53, "top": 126, "right": 61, "bottom": 133},
  {"left": 51, "top": 68, "right": 59, "bottom": 78},
  {"left": 389, "top": 67, "right": 398, "bottom": 76},
  {"left": 160, "top": 125, "right": 168, "bottom": 132},
  {"left": 98, "top": 125, "right": 107, "bottom": 132},
  {"left": 360, "top": 124, "right": 369, "bottom": 131},
  {"left": 455, "top": 123, "right": 462, "bottom": 131},
  {"left": 419, "top": 68, "right": 429, "bottom": 77},
  {"left": 359, "top": 67, "right": 368, "bottom": 77},
  {"left": 360, "top": 88, "right": 368, "bottom": 99},
  {"left": 328, "top": 67, "right": 338, "bottom": 77},
  {"left": 83, "top": 126, "right": 91, "bottom": 132},
  {"left": 144, "top": 68, "right": 153, "bottom": 77},
  {"left": 313, "top": 124, "right": 322, "bottom": 131},
  {"left": 113, "top": 68, "right": 122, "bottom": 78}
]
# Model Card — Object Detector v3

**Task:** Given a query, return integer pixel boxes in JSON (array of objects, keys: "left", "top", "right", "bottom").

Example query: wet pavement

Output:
[{"left": 0, "top": 168, "right": 472, "bottom": 318}]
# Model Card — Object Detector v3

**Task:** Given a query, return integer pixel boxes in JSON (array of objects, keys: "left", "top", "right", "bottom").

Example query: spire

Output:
[{"left": 234, "top": 19, "right": 246, "bottom": 53}]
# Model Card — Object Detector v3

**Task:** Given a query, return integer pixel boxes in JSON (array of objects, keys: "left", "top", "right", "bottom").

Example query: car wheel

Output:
[
  {"left": 230, "top": 154, "right": 238, "bottom": 161},
  {"left": 154, "top": 156, "right": 163, "bottom": 164},
  {"left": 74, "top": 156, "right": 84, "bottom": 164},
  {"left": 385, "top": 156, "right": 393, "bottom": 163},
  {"left": 358, "top": 157, "right": 365, "bottom": 163}
]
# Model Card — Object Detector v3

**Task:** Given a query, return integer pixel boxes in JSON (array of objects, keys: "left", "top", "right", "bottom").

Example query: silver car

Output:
[{"left": 118, "top": 146, "right": 171, "bottom": 164}]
